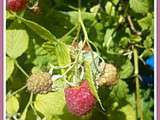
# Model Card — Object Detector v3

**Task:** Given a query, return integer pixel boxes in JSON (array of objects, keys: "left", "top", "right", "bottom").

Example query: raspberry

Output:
[
  {"left": 97, "top": 63, "right": 118, "bottom": 86},
  {"left": 64, "top": 80, "right": 96, "bottom": 117},
  {"left": 26, "top": 72, "right": 52, "bottom": 94},
  {"left": 7, "top": 0, "right": 27, "bottom": 12}
]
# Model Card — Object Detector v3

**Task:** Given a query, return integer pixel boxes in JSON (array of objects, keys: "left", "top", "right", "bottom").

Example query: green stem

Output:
[
  {"left": 30, "top": 103, "right": 39, "bottom": 117},
  {"left": 7, "top": 85, "right": 27, "bottom": 99},
  {"left": 15, "top": 60, "right": 29, "bottom": 78},
  {"left": 20, "top": 93, "right": 33, "bottom": 120},
  {"left": 78, "top": 10, "right": 89, "bottom": 42},
  {"left": 133, "top": 48, "right": 143, "bottom": 120},
  {"left": 133, "top": 49, "right": 138, "bottom": 76},
  {"left": 78, "top": 0, "right": 100, "bottom": 74},
  {"left": 61, "top": 24, "right": 79, "bottom": 41}
]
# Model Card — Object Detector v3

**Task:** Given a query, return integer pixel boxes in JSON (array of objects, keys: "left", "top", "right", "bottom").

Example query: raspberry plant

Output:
[{"left": 6, "top": 0, "right": 154, "bottom": 120}]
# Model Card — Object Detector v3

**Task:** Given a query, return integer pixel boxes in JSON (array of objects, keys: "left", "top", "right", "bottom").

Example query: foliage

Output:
[{"left": 6, "top": 0, "right": 154, "bottom": 120}]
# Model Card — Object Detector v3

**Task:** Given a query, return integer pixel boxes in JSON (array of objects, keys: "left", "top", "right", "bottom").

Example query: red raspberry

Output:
[
  {"left": 64, "top": 80, "right": 96, "bottom": 117},
  {"left": 7, "top": 0, "right": 27, "bottom": 12}
]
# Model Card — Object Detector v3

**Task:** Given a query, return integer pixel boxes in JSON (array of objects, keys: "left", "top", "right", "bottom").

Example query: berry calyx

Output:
[
  {"left": 26, "top": 72, "right": 52, "bottom": 94},
  {"left": 64, "top": 80, "right": 96, "bottom": 117},
  {"left": 97, "top": 63, "right": 118, "bottom": 86},
  {"left": 7, "top": 0, "right": 27, "bottom": 12}
]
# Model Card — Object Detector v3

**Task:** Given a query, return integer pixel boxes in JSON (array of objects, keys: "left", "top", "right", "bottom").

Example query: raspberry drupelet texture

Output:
[
  {"left": 97, "top": 63, "right": 118, "bottom": 86},
  {"left": 26, "top": 72, "right": 52, "bottom": 94},
  {"left": 7, "top": 0, "right": 27, "bottom": 12},
  {"left": 64, "top": 80, "right": 96, "bottom": 117}
]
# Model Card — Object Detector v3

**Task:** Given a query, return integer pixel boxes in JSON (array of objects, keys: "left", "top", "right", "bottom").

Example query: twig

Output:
[
  {"left": 133, "top": 48, "right": 143, "bottom": 120},
  {"left": 15, "top": 60, "right": 29, "bottom": 78},
  {"left": 7, "top": 85, "right": 27, "bottom": 99},
  {"left": 127, "top": 15, "right": 142, "bottom": 36},
  {"left": 20, "top": 93, "right": 33, "bottom": 120}
]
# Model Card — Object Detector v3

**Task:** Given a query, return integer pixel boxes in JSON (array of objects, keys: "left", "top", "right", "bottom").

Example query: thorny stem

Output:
[{"left": 133, "top": 48, "right": 143, "bottom": 120}]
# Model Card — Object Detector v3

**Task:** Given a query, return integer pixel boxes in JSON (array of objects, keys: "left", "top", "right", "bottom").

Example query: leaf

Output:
[
  {"left": 108, "top": 104, "right": 136, "bottom": 120},
  {"left": 130, "top": 35, "right": 142, "bottom": 43},
  {"left": 105, "top": 1, "right": 115, "bottom": 16},
  {"left": 90, "top": 4, "right": 100, "bottom": 14},
  {"left": 6, "top": 29, "right": 29, "bottom": 58},
  {"left": 103, "top": 28, "right": 114, "bottom": 48},
  {"left": 55, "top": 42, "right": 71, "bottom": 74},
  {"left": 129, "top": 0, "right": 149, "bottom": 14},
  {"left": 120, "top": 105, "right": 136, "bottom": 120},
  {"left": 64, "top": 11, "right": 95, "bottom": 25},
  {"left": 111, "top": 0, "right": 119, "bottom": 5},
  {"left": 138, "top": 13, "right": 153, "bottom": 31},
  {"left": 119, "top": 58, "right": 133, "bottom": 79},
  {"left": 6, "top": 96, "right": 19, "bottom": 117},
  {"left": 18, "top": 17, "right": 57, "bottom": 42},
  {"left": 119, "top": 37, "right": 129, "bottom": 48},
  {"left": 34, "top": 90, "right": 65, "bottom": 120},
  {"left": 34, "top": 90, "right": 81, "bottom": 120},
  {"left": 143, "top": 35, "right": 153, "bottom": 48},
  {"left": 6, "top": 57, "right": 14, "bottom": 80},
  {"left": 111, "top": 80, "right": 129, "bottom": 100},
  {"left": 6, "top": 11, "right": 16, "bottom": 20},
  {"left": 84, "top": 61, "right": 104, "bottom": 110}
]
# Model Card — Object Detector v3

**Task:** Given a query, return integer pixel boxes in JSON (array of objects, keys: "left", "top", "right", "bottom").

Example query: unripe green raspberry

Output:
[
  {"left": 97, "top": 63, "right": 118, "bottom": 86},
  {"left": 26, "top": 72, "right": 52, "bottom": 94}
]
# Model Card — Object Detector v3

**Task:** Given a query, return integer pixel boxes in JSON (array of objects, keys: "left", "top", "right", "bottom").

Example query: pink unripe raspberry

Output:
[
  {"left": 64, "top": 80, "right": 96, "bottom": 117},
  {"left": 7, "top": 0, "right": 27, "bottom": 12}
]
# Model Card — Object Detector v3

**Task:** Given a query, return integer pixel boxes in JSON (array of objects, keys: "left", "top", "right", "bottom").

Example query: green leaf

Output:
[
  {"left": 103, "top": 28, "right": 114, "bottom": 48},
  {"left": 130, "top": 35, "right": 142, "bottom": 43},
  {"left": 7, "top": 29, "right": 29, "bottom": 58},
  {"left": 111, "top": 0, "right": 119, "bottom": 5},
  {"left": 84, "top": 61, "right": 104, "bottom": 110},
  {"left": 105, "top": 1, "right": 115, "bottom": 16},
  {"left": 34, "top": 90, "right": 80, "bottom": 120},
  {"left": 6, "top": 96, "right": 19, "bottom": 117},
  {"left": 138, "top": 13, "right": 153, "bottom": 31},
  {"left": 111, "top": 80, "right": 129, "bottom": 100},
  {"left": 119, "top": 37, "right": 129, "bottom": 48},
  {"left": 18, "top": 17, "right": 57, "bottom": 42},
  {"left": 66, "top": 11, "right": 95, "bottom": 25},
  {"left": 143, "top": 35, "right": 153, "bottom": 48},
  {"left": 34, "top": 90, "right": 65, "bottom": 120},
  {"left": 119, "top": 58, "right": 133, "bottom": 79},
  {"left": 6, "top": 11, "right": 16, "bottom": 20},
  {"left": 6, "top": 57, "right": 14, "bottom": 80},
  {"left": 129, "top": 0, "right": 149, "bottom": 14},
  {"left": 55, "top": 42, "right": 71, "bottom": 74},
  {"left": 90, "top": 4, "right": 100, "bottom": 14},
  {"left": 108, "top": 104, "right": 136, "bottom": 120},
  {"left": 120, "top": 105, "right": 136, "bottom": 120}
]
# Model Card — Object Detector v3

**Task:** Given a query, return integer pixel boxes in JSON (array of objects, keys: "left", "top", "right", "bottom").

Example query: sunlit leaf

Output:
[
  {"left": 7, "top": 29, "right": 29, "bottom": 58},
  {"left": 6, "top": 96, "right": 19, "bottom": 117}
]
